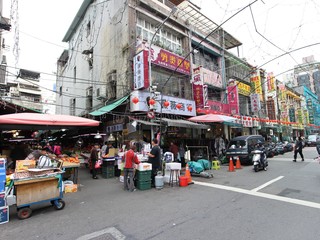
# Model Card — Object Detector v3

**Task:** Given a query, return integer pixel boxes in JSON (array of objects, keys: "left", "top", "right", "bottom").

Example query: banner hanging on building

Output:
[
  {"left": 192, "top": 67, "right": 204, "bottom": 108},
  {"left": 235, "top": 80, "right": 251, "bottom": 96},
  {"left": 202, "top": 67, "right": 222, "bottom": 89},
  {"left": 267, "top": 72, "right": 276, "bottom": 92},
  {"left": 250, "top": 75, "right": 262, "bottom": 95},
  {"left": 250, "top": 93, "right": 261, "bottom": 113},
  {"left": 133, "top": 50, "right": 149, "bottom": 90},
  {"left": 227, "top": 83, "right": 239, "bottom": 115},
  {"left": 150, "top": 45, "right": 190, "bottom": 75}
]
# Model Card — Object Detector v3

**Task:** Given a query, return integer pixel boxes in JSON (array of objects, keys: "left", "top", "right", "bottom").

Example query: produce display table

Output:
[{"left": 62, "top": 163, "right": 80, "bottom": 184}]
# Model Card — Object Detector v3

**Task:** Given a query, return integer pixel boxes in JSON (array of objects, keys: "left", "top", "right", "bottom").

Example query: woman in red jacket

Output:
[{"left": 123, "top": 145, "right": 140, "bottom": 192}]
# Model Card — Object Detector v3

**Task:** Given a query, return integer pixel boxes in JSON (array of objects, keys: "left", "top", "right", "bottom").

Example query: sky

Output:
[
  {"left": 191, "top": 0, "right": 320, "bottom": 79},
  {"left": 4, "top": 0, "right": 320, "bottom": 85}
]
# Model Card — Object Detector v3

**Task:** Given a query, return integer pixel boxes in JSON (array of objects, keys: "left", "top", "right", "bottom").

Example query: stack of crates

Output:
[
  {"left": 135, "top": 170, "right": 151, "bottom": 190},
  {"left": 101, "top": 159, "right": 115, "bottom": 179}
]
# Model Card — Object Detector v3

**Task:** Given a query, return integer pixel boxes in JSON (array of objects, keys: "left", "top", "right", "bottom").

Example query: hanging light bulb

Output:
[
  {"left": 94, "top": 131, "right": 102, "bottom": 139},
  {"left": 107, "top": 133, "right": 115, "bottom": 142}
]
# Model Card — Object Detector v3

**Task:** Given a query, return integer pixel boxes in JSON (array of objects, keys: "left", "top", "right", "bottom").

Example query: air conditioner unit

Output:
[
  {"left": 86, "top": 88, "right": 93, "bottom": 97},
  {"left": 96, "top": 86, "right": 108, "bottom": 100}
]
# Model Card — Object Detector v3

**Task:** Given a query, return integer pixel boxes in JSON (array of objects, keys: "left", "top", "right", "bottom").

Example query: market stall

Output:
[{"left": 0, "top": 113, "right": 100, "bottom": 222}]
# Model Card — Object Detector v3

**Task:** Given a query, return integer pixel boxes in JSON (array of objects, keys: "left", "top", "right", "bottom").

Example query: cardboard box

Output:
[
  {"left": 15, "top": 160, "right": 36, "bottom": 172},
  {"left": 136, "top": 163, "right": 152, "bottom": 171},
  {"left": 64, "top": 184, "right": 78, "bottom": 193},
  {"left": 107, "top": 148, "right": 118, "bottom": 157},
  {"left": 0, "top": 206, "right": 9, "bottom": 224}
]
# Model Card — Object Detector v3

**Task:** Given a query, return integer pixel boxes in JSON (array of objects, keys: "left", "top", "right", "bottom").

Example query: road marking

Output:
[
  {"left": 194, "top": 181, "right": 320, "bottom": 209},
  {"left": 76, "top": 227, "right": 125, "bottom": 240},
  {"left": 251, "top": 176, "right": 284, "bottom": 192}
]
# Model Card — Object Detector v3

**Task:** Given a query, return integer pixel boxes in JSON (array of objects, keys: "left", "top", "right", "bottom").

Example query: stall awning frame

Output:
[
  {"left": 89, "top": 95, "right": 129, "bottom": 116},
  {"left": 159, "top": 118, "right": 209, "bottom": 129}
]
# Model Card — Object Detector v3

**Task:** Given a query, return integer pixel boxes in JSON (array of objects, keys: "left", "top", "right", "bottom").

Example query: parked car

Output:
[
  {"left": 306, "top": 135, "right": 319, "bottom": 147},
  {"left": 226, "top": 135, "right": 265, "bottom": 165}
]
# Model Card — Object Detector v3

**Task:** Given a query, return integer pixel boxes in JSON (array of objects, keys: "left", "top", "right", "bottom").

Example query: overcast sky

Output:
[
  {"left": 4, "top": 0, "right": 320, "bottom": 83},
  {"left": 192, "top": 0, "right": 320, "bottom": 78}
]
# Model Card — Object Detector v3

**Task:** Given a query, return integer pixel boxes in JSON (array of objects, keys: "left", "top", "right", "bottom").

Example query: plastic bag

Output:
[
  {"left": 95, "top": 160, "right": 102, "bottom": 169},
  {"left": 188, "top": 161, "right": 204, "bottom": 173},
  {"left": 197, "top": 159, "right": 210, "bottom": 170}
]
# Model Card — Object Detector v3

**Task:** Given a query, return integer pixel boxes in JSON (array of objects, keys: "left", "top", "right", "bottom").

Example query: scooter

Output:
[{"left": 251, "top": 149, "right": 268, "bottom": 172}]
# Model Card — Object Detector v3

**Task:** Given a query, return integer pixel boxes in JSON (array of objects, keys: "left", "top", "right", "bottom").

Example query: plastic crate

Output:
[
  {"left": 102, "top": 160, "right": 115, "bottom": 167},
  {"left": 135, "top": 180, "right": 151, "bottom": 190},
  {"left": 101, "top": 166, "right": 114, "bottom": 174},
  {"left": 135, "top": 170, "right": 151, "bottom": 181},
  {"left": 102, "top": 171, "right": 115, "bottom": 179}
]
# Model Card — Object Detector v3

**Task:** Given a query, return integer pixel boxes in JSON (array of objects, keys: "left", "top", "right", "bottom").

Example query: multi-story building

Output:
[
  {"left": 5, "top": 69, "right": 43, "bottom": 112},
  {"left": 294, "top": 55, "right": 320, "bottom": 99},
  {"left": 56, "top": 0, "right": 248, "bottom": 143}
]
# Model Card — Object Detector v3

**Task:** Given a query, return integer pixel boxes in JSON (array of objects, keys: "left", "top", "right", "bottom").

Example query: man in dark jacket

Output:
[
  {"left": 293, "top": 137, "right": 304, "bottom": 162},
  {"left": 147, "top": 138, "right": 161, "bottom": 187}
]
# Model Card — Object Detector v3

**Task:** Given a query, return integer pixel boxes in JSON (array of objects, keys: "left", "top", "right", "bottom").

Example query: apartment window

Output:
[
  {"left": 70, "top": 98, "right": 76, "bottom": 116},
  {"left": 73, "top": 66, "right": 76, "bottom": 83},
  {"left": 59, "top": 86, "right": 62, "bottom": 96},
  {"left": 86, "top": 21, "right": 91, "bottom": 37},
  {"left": 151, "top": 68, "right": 191, "bottom": 99},
  {"left": 136, "top": 18, "right": 182, "bottom": 53}
]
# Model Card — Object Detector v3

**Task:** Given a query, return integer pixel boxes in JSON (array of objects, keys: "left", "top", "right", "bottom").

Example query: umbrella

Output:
[
  {"left": 0, "top": 113, "right": 100, "bottom": 130},
  {"left": 188, "top": 114, "right": 237, "bottom": 123}
]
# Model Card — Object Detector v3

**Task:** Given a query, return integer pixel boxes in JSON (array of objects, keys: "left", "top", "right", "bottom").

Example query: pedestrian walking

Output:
[
  {"left": 293, "top": 137, "right": 304, "bottom": 162},
  {"left": 123, "top": 144, "right": 140, "bottom": 192}
]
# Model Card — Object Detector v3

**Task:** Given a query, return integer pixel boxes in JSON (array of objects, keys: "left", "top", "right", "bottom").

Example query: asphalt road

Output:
[{"left": 1, "top": 146, "right": 320, "bottom": 240}]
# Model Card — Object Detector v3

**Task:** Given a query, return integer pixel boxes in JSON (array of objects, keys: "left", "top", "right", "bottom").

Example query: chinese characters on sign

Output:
[
  {"left": 227, "top": 85, "right": 239, "bottom": 115},
  {"left": 250, "top": 93, "right": 261, "bottom": 113},
  {"left": 192, "top": 67, "right": 205, "bottom": 108},
  {"left": 267, "top": 72, "right": 275, "bottom": 92},
  {"left": 235, "top": 80, "right": 251, "bottom": 96},
  {"left": 150, "top": 45, "right": 190, "bottom": 75},
  {"left": 250, "top": 75, "right": 262, "bottom": 95},
  {"left": 202, "top": 67, "right": 222, "bottom": 88},
  {"left": 133, "top": 51, "right": 149, "bottom": 90}
]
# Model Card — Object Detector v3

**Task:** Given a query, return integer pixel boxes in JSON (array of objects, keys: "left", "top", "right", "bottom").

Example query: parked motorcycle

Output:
[{"left": 251, "top": 149, "right": 268, "bottom": 172}]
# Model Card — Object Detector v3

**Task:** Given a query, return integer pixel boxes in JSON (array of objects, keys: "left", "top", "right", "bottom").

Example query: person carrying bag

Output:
[{"left": 123, "top": 145, "right": 140, "bottom": 192}]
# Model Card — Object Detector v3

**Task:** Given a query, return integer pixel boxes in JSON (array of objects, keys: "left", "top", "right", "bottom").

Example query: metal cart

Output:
[{"left": 8, "top": 174, "right": 65, "bottom": 220}]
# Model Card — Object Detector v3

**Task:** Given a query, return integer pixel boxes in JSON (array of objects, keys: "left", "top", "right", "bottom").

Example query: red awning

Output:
[
  {"left": 188, "top": 114, "right": 237, "bottom": 123},
  {"left": 0, "top": 113, "right": 100, "bottom": 130}
]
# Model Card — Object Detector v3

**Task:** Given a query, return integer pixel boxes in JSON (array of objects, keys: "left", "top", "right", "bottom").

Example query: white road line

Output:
[
  {"left": 76, "top": 227, "right": 126, "bottom": 240},
  {"left": 251, "top": 176, "right": 284, "bottom": 192},
  {"left": 194, "top": 181, "right": 320, "bottom": 209}
]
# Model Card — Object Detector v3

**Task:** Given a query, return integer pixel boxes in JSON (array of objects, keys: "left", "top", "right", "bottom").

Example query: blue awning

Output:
[{"left": 89, "top": 95, "right": 129, "bottom": 116}]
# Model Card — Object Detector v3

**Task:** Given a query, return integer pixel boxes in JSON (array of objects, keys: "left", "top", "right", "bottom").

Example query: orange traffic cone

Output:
[
  {"left": 228, "top": 157, "right": 235, "bottom": 172},
  {"left": 235, "top": 157, "right": 242, "bottom": 169},
  {"left": 185, "top": 163, "right": 194, "bottom": 184}
]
